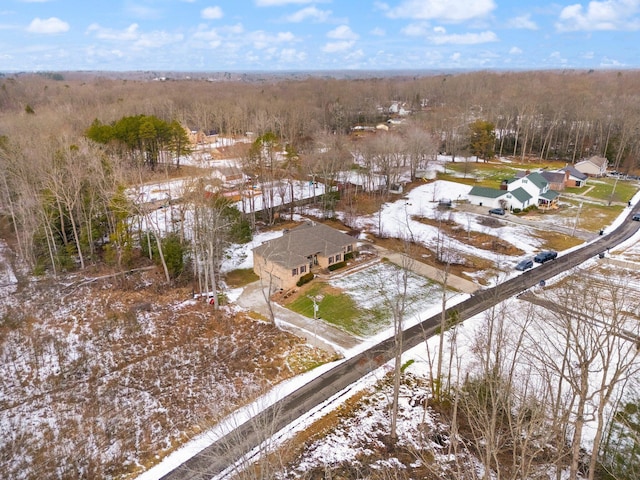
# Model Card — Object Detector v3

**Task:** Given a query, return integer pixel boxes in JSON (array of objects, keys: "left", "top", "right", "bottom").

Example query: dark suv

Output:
[
  {"left": 515, "top": 259, "right": 534, "bottom": 271},
  {"left": 534, "top": 250, "right": 557, "bottom": 263},
  {"left": 489, "top": 207, "right": 505, "bottom": 215}
]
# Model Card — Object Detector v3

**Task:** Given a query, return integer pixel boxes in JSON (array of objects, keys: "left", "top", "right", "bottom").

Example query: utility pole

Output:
[{"left": 572, "top": 201, "right": 583, "bottom": 236}]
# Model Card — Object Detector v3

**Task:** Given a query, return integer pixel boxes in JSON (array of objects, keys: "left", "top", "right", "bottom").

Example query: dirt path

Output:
[{"left": 378, "top": 248, "right": 479, "bottom": 294}]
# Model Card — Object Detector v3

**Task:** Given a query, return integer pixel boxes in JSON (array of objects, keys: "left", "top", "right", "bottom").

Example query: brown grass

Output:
[
  {"left": 0, "top": 267, "right": 336, "bottom": 480},
  {"left": 414, "top": 215, "right": 526, "bottom": 256}
]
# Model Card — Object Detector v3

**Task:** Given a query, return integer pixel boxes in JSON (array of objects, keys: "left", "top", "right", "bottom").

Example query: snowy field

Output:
[
  {"left": 5, "top": 147, "right": 640, "bottom": 479},
  {"left": 138, "top": 184, "right": 640, "bottom": 479}
]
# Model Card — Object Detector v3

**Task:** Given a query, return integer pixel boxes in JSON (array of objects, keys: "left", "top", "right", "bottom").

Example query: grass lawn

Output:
[
  {"left": 575, "top": 177, "right": 638, "bottom": 204},
  {"left": 441, "top": 159, "right": 570, "bottom": 188},
  {"left": 288, "top": 283, "right": 364, "bottom": 334},
  {"left": 288, "top": 263, "right": 443, "bottom": 337}
]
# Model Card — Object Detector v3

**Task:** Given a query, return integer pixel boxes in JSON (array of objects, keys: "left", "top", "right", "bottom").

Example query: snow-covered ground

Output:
[
  {"left": 5, "top": 148, "right": 640, "bottom": 479},
  {"left": 137, "top": 183, "right": 640, "bottom": 480}
]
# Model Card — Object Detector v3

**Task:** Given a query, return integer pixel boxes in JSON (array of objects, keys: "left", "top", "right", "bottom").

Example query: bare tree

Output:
[
  {"left": 522, "top": 271, "right": 640, "bottom": 480},
  {"left": 374, "top": 248, "right": 413, "bottom": 442}
]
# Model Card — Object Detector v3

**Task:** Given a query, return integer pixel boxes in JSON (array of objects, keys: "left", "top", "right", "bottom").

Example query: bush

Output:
[
  {"left": 161, "top": 234, "right": 185, "bottom": 279},
  {"left": 344, "top": 251, "right": 355, "bottom": 261},
  {"left": 296, "top": 272, "right": 314, "bottom": 287},
  {"left": 328, "top": 261, "right": 347, "bottom": 272}
]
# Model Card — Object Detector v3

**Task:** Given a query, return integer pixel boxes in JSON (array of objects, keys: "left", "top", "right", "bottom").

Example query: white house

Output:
[{"left": 467, "top": 171, "right": 559, "bottom": 211}]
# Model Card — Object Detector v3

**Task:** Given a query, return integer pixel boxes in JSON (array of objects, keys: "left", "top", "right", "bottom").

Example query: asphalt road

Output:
[{"left": 161, "top": 205, "right": 640, "bottom": 480}]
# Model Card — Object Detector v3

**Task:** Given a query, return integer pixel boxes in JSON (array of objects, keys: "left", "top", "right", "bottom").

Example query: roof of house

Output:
[
  {"left": 212, "top": 166, "right": 243, "bottom": 177},
  {"left": 525, "top": 171, "right": 548, "bottom": 190},
  {"left": 540, "top": 190, "right": 560, "bottom": 201},
  {"left": 253, "top": 222, "right": 355, "bottom": 269},
  {"left": 540, "top": 171, "right": 566, "bottom": 184},
  {"left": 509, "top": 187, "right": 532, "bottom": 203},
  {"left": 468, "top": 186, "right": 506, "bottom": 199},
  {"left": 576, "top": 155, "right": 608, "bottom": 169},
  {"left": 560, "top": 165, "right": 588, "bottom": 180}
]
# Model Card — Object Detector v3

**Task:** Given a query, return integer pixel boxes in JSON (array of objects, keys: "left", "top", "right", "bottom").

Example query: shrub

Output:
[
  {"left": 296, "top": 272, "right": 314, "bottom": 287},
  {"left": 328, "top": 261, "right": 347, "bottom": 272}
]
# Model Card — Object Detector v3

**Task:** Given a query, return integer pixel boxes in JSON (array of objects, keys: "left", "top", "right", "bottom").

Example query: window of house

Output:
[
  {"left": 335, "top": 254, "right": 341, "bottom": 262},
  {"left": 328, "top": 256, "right": 334, "bottom": 264},
  {"left": 291, "top": 267, "right": 298, "bottom": 276},
  {"left": 347, "top": 245, "right": 352, "bottom": 252},
  {"left": 300, "top": 265, "right": 306, "bottom": 274}
]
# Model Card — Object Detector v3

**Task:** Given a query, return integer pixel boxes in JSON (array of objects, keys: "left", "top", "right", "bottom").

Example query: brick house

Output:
[{"left": 252, "top": 222, "right": 358, "bottom": 291}]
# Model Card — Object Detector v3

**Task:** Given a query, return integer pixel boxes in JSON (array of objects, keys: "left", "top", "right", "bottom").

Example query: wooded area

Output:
[
  {"left": 2, "top": 70, "right": 640, "bottom": 479},
  {"left": 2, "top": 70, "right": 640, "bottom": 282}
]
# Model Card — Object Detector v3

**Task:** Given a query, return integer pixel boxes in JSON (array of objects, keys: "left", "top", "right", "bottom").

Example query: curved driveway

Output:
[{"left": 161, "top": 205, "right": 640, "bottom": 480}]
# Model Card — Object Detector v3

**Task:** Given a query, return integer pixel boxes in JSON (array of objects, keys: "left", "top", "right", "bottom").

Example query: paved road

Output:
[{"left": 161, "top": 206, "right": 640, "bottom": 480}]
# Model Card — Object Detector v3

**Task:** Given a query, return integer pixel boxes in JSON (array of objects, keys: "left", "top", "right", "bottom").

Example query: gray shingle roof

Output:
[
  {"left": 560, "top": 165, "right": 588, "bottom": 180},
  {"left": 540, "top": 171, "right": 566, "bottom": 184},
  {"left": 253, "top": 222, "right": 355, "bottom": 269}
]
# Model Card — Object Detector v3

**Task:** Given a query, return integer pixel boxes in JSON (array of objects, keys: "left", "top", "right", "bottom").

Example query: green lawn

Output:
[
  {"left": 289, "top": 263, "right": 443, "bottom": 337},
  {"left": 575, "top": 177, "right": 637, "bottom": 204}
]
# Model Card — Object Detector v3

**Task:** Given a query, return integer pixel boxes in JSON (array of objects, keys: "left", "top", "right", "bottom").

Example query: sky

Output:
[{"left": 1, "top": 0, "right": 639, "bottom": 72}]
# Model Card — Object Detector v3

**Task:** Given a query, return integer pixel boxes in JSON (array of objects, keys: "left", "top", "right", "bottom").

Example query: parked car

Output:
[
  {"left": 632, "top": 213, "right": 640, "bottom": 221},
  {"left": 489, "top": 207, "right": 505, "bottom": 215},
  {"left": 534, "top": 250, "right": 558, "bottom": 263},
  {"left": 515, "top": 259, "right": 534, "bottom": 271}
]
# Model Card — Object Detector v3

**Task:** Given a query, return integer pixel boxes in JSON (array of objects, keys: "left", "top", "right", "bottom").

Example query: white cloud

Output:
[
  {"left": 386, "top": 0, "right": 496, "bottom": 22},
  {"left": 327, "top": 25, "right": 358, "bottom": 40},
  {"left": 86, "top": 23, "right": 183, "bottom": 49},
  {"left": 370, "top": 27, "right": 386, "bottom": 36},
  {"left": 255, "top": 0, "right": 314, "bottom": 6},
  {"left": 285, "top": 6, "right": 331, "bottom": 23},
  {"left": 27, "top": 17, "right": 69, "bottom": 34},
  {"left": 322, "top": 40, "right": 355, "bottom": 53},
  {"left": 248, "top": 30, "right": 295, "bottom": 49},
  {"left": 509, "top": 46, "right": 523, "bottom": 54},
  {"left": 430, "top": 29, "right": 498, "bottom": 45},
  {"left": 126, "top": 4, "right": 162, "bottom": 20},
  {"left": 201, "top": 6, "right": 223, "bottom": 20},
  {"left": 87, "top": 23, "right": 139, "bottom": 41},
  {"left": 279, "top": 48, "right": 307, "bottom": 62},
  {"left": 556, "top": 0, "right": 640, "bottom": 32},
  {"left": 508, "top": 14, "right": 538, "bottom": 30},
  {"left": 133, "top": 31, "right": 184, "bottom": 49},
  {"left": 401, "top": 22, "right": 430, "bottom": 36}
]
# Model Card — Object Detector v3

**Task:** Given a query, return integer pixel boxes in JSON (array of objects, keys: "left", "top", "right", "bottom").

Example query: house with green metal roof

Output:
[{"left": 467, "top": 170, "right": 559, "bottom": 211}]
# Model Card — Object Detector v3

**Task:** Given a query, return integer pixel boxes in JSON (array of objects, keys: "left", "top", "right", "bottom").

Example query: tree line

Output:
[{"left": 2, "top": 70, "right": 640, "bottom": 282}]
